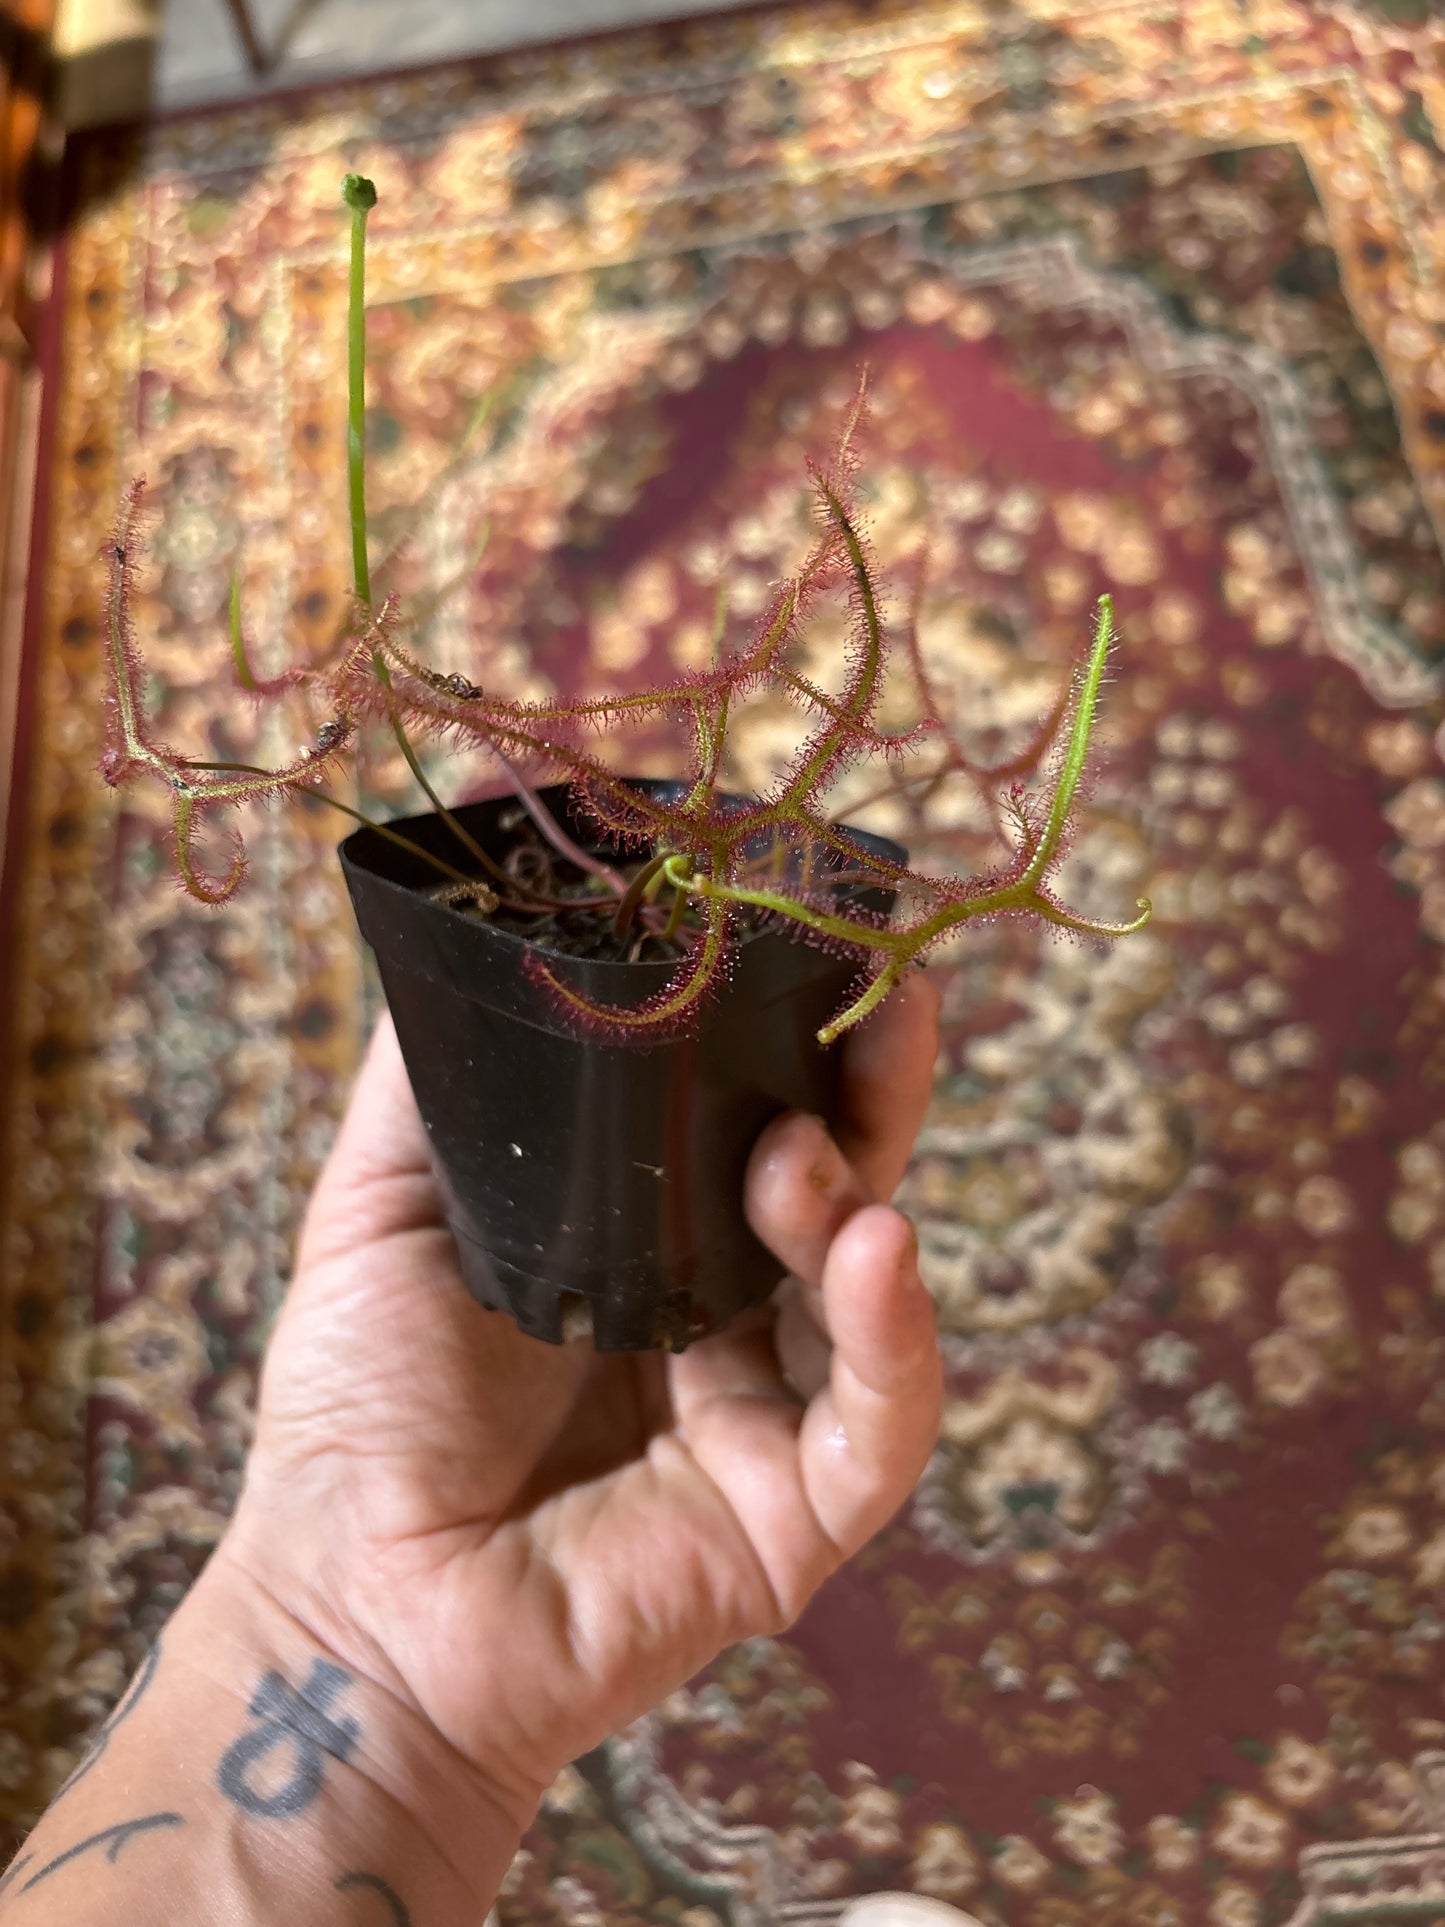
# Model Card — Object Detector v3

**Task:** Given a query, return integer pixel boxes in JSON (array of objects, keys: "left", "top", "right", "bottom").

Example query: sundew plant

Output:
[{"left": 101, "top": 175, "right": 1150, "bottom": 1045}]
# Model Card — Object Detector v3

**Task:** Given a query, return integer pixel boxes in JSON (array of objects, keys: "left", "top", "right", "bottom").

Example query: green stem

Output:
[
  {"left": 613, "top": 851, "right": 669, "bottom": 939},
  {"left": 662, "top": 840, "right": 1150, "bottom": 1042},
  {"left": 1021, "top": 594, "right": 1114, "bottom": 888},
  {"left": 818, "top": 963, "right": 906, "bottom": 1045},
  {"left": 663, "top": 857, "right": 900, "bottom": 954},
  {"left": 343, "top": 174, "right": 375, "bottom": 609},
  {"left": 184, "top": 760, "right": 473, "bottom": 886},
  {"left": 319, "top": 797, "right": 474, "bottom": 884},
  {"left": 682, "top": 685, "right": 730, "bottom": 816},
  {"left": 662, "top": 883, "right": 690, "bottom": 944},
  {"left": 341, "top": 173, "right": 494, "bottom": 879},
  {"left": 1031, "top": 896, "right": 1152, "bottom": 940},
  {"left": 229, "top": 572, "right": 256, "bottom": 691},
  {"left": 382, "top": 705, "right": 497, "bottom": 875},
  {"left": 337, "top": 207, "right": 609, "bottom": 897}
]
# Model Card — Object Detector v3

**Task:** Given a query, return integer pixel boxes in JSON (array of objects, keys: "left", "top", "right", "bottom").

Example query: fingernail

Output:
[
  {"left": 895, "top": 1217, "right": 922, "bottom": 1286},
  {"left": 803, "top": 1117, "right": 848, "bottom": 1195}
]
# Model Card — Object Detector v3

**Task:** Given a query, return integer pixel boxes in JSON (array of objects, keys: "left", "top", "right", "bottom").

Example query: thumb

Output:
[{"left": 297, "top": 1015, "right": 439, "bottom": 1270}]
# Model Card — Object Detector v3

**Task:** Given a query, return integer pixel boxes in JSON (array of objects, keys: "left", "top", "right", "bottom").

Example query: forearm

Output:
[{"left": 0, "top": 1550, "right": 524, "bottom": 1925}]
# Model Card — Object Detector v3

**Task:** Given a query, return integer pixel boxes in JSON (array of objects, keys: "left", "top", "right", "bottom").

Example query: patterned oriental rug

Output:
[{"left": 4, "top": 2, "right": 1445, "bottom": 1920}]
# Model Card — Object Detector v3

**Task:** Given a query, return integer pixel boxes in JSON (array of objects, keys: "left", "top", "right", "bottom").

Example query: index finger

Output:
[
  {"left": 833, "top": 971, "right": 940, "bottom": 1199},
  {"left": 744, "top": 971, "right": 939, "bottom": 1293}
]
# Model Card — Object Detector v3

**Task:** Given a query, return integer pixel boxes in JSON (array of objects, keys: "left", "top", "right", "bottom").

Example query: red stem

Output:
[{"left": 494, "top": 751, "right": 629, "bottom": 896}]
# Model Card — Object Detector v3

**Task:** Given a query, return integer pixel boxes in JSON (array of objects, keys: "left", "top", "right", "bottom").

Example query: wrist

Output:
[
  {"left": 213, "top": 1488, "right": 562, "bottom": 1823},
  {"left": 4, "top": 1545, "right": 526, "bottom": 1927},
  {"left": 166, "top": 1543, "right": 527, "bottom": 1914}
]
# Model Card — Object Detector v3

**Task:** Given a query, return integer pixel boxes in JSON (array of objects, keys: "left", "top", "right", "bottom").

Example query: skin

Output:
[{"left": 0, "top": 975, "right": 942, "bottom": 1923}]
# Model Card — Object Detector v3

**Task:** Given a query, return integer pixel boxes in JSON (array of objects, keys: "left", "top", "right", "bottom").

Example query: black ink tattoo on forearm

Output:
[
  {"left": 8, "top": 1812, "right": 184, "bottom": 1895},
  {"left": 217, "top": 1659, "right": 360, "bottom": 1818},
  {"left": 52, "top": 1638, "right": 163, "bottom": 1808},
  {"left": 335, "top": 1869, "right": 412, "bottom": 1926}
]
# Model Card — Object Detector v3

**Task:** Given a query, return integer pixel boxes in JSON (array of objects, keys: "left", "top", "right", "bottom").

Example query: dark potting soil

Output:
[
  {"left": 422, "top": 806, "right": 874, "bottom": 967},
  {"left": 426, "top": 816, "right": 731, "bottom": 965},
  {"left": 468, "top": 884, "right": 700, "bottom": 964}
]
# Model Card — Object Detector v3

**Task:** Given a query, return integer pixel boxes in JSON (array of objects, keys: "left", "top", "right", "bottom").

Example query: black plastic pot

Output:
[{"left": 338, "top": 783, "right": 902, "bottom": 1352}]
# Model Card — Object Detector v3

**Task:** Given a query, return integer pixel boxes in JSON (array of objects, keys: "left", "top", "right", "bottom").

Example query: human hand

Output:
[{"left": 211, "top": 975, "right": 941, "bottom": 1843}]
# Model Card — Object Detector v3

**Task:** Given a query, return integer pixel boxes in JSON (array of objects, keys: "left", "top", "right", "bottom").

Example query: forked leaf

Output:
[{"left": 96, "top": 179, "right": 1148, "bottom": 1041}]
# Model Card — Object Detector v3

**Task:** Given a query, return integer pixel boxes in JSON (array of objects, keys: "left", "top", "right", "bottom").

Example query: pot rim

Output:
[{"left": 339, "top": 777, "right": 906, "bottom": 979}]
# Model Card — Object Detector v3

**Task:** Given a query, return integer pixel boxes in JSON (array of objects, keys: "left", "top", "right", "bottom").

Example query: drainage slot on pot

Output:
[{"left": 559, "top": 1293, "right": 594, "bottom": 1345}]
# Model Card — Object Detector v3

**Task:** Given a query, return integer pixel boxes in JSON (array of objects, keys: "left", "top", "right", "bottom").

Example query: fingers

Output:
[
  {"left": 773, "top": 1277, "right": 832, "bottom": 1403},
  {"left": 679, "top": 1201, "right": 941, "bottom": 1628},
  {"left": 745, "top": 970, "right": 939, "bottom": 1287},
  {"left": 834, "top": 971, "right": 941, "bottom": 1200},
  {"left": 797, "top": 1204, "right": 942, "bottom": 1560},
  {"left": 297, "top": 1014, "right": 439, "bottom": 1271},
  {"left": 746, "top": 1110, "right": 871, "bottom": 1292}
]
